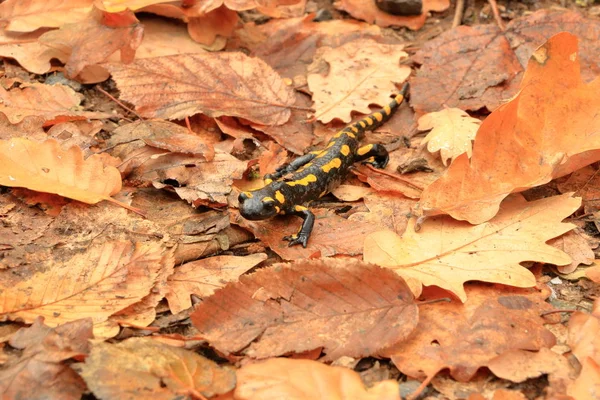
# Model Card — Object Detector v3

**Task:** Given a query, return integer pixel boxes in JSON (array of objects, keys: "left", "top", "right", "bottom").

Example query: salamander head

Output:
[{"left": 238, "top": 189, "right": 279, "bottom": 220}]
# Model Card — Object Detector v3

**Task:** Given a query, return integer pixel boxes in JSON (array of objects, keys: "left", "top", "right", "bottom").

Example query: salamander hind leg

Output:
[
  {"left": 283, "top": 205, "right": 315, "bottom": 248},
  {"left": 356, "top": 144, "right": 389, "bottom": 169}
]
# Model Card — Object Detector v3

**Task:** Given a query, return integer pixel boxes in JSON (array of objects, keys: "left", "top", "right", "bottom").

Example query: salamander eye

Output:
[
  {"left": 238, "top": 192, "right": 250, "bottom": 203},
  {"left": 263, "top": 201, "right": 276, "bottom": 209}
]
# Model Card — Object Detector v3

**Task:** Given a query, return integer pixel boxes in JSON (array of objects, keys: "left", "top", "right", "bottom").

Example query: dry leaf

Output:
[
  {"left": 80, "top": 337, "right": 235, "bottom": 399},
  {"left": 0, "top": 138, "right": 123, "bottom": 207},
  {"left": 364, "top": 194, "right": 579, "bottom": 301},
  {"left": 188, "top": 5, "right": 239, "bottom": 46},
  {"left": 165, "top": 253, "right": 267, "bottom": 314},
  {"left": 487, "top": 348, "right": 573, "bottom": 383},
  {"left": 106, "top": 52, "right": 295, "bottom": 125},
  {"left": 548, "top": 228, "right": 597, "bottom": 274},
  {"left": 191, "top": 259, "right": 418, "bottom": 361},
  {"left": 419, "top": 33, "right": 600, "bottom": 223},
  {"left": 0, "top": 241, "right": 167, "bottom": 337},
  {"left": 418, "top": 108, "right": 480, "bottom": 166},
  {"left": 383, "top": 284, "right": 557, "bottom": 382},
  {"left": 95, "top": 0, "right": 168, "bottom": 12},
  {"left": 235, "top": 358, "right": 400, "bottom": 400},
  {"left": 307, "top": 39, "right": 410, "bottom": 123},
  {"left": 567, "top": 357, "right": 600, "bottom": 400},
  {"left": 568, "top": 298, "right": 600, "bottom": 366},
  {"left": 0, "top": 0, "right": 93, "bottom": 32}
]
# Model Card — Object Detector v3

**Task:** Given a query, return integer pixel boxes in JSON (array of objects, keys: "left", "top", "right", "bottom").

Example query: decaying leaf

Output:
[
  {"left": 364, "top": 194, "right": 579, "bottom": 301},
  {"left": 80, "top": 337, "right": 235, "bottom": 399},
  {"left": 0, "top": 0, "right": 93, "bottom": 32},
  {"left": 106, "top": 52, "right": 295, "bottom": 125},
  {"left": 235, "top": 358, "right": 400, "bottom": 400},
  {"left": 307, "top": 39, "right": 410, "bottom": 123},
  {"left": 0, "top": 138, "right": 123, "bottom": 207},
  {"left": 418, "top": 108, "right": 480, "bottom": 166},
  {"left": 419, "top": 33, "right": 600, "bottom": 223},
  {"left": 487, "top": 348, "right": 573, "bottom": 383},
  {"left": 192, "top": 259, "right": 418, "bottom": 361},
  {"left": 548, "top": 229, "right": 597, "bottom": 274},
  {"left": 383, "top": 284, "right": 557, "bottom": 382}
]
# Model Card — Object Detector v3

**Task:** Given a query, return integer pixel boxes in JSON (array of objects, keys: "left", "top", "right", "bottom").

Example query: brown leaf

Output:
[
  {"left": 80, "top": 337, "right": 235, "bottom": 399},
  {"left": 418, "top": 32, "right": 600, "bottom": 223},
  {"left": 96, "top": 0, "right": 169, "bottom": 12},
  {"left": 307, "top": 38, "right": 410, "bottom": 123},
  {"left": 192, "top": 259, "right": 417, "bottom": 360},
  {"left": 383, "top": 284, "right": 557, "bottom": 382},
  {"left": 235, "top": 358, "right": 400, "bottom": 400},
  {"left": 0, "top": 30, "right": 67, "bottom": 75},
  {"left": 334, "top": 0, "right": 449, "bottom": 30},
  {"left": 568, "top": 298, "right": 600, "bottom": 366},
  {"left": 188, "top": 5, "right": 239, "bottom": 46},
  {"left": 411, "top": 10, "right": 600, "bottom": 114},
  {"left": 165, "top": 253, "right": 267, "bottom": 314},
  {"left": 0, "top": 240, "right": 168, "bottom": 337},
  {"left": 0, "top": 83, "right": 109, "bottom": 125},
  {"left": 0, "top": 0, "right": 93, "bottom": 32},
  {"left": 487, "top": 348, "right": 573, "bottom": 383},
  {"left": 364, "top": 194, "right": 578, "bottom": 301},
  {"left": 548, "top": 229, "right": 597, "bottom": 274},
  {"left": 106, "top": 52, "right": 295, "bottom": 125},
  {"left": 0, "top": 317, "right": 92, "bottom": 400},
  {"left": 0, "top": 138, "right": 123, "bottom": 207},
  {"left": 567, "top": 357, "right": 600, "bottom": 400}
]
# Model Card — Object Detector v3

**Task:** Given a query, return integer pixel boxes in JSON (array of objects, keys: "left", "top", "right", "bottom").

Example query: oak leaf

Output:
[
  {"left": 411, "top": 10, "right": 600, "bottom": 114},
  {"left": 334, "top": 0, "right": 449, "bottom": 31},
  {"left": 418, "top": 108, "right": 480, "bottom": 166},
  {"left": 419, "top": 32, "right": 600, "bottom": 223},
  {"left": 235, "top": 358, "right": 400, "bottom": 400},
  {"left": 80, "top": 337, "right": 235, "bottom": 399},
  {"left": 191, "top": 259, "right": 418, "bottom": 361},
  {"left": 364, "top": 194, "right": 579, "bottom": 301},
  {"left": 188, "top": 5, "right": 239, "bottom": 46},
  {"left": 487, "top": 348, "right": 573, "bottom": 383},
  {"left": 0, "top": 138, "right": 123, "bottom": 207},
  {"left": 0, "top": 241, "right": 167, "bottom": 337},
  {"left": 95, "top": 0, "right": 169, "bottom": 12},
  {"left": 548, "top": 228, "right": 597, "bottom": 274},
  {"left": 0, "top": 0, "right": 93, "bottom": 32},
  {"left": 165, "top": 253, "right": 267, "bottom": 314},
  {"left": 307, "top": 38, "right": 410, "bottom": 123},
  {"left": 383, "top": 284, "right": 557, "bottom": 382},
  {"left": 106, "top": 52, "right": 295, "bottom": 125}
]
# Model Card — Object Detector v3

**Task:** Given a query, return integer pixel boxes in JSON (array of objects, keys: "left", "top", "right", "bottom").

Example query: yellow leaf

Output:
[
  {"left": 418, "top": 108, "right": 480, "bottom": 166},
  {"left": 364, "top": 193, "right": 580, "bottom": 301}
]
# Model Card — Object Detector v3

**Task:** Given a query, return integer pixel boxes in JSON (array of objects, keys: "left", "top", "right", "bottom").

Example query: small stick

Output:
[
  {"left": 417, "top": 297, "right": 451, "bottom": 306},
  {"left": 488, "top": 0, "right": 505, "bottom": 30},
  {"left": 540, "top": 309, "right": 579, "bottom": 317},
  {"left": 452, "top": 0, "right": 465, "bottom": 28},
  {"left": 95, "top": 85, "right": 143, "bottom": 121}
]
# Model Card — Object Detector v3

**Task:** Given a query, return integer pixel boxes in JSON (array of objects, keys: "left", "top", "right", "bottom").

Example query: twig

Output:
[
  {"left": 540, "top": 309, "right": 579, "bottom": 317},
  {"left": 95, "top": 85, "right": 143, "bottom": 121},
  {"left": 417, "top": 297, "right": 451, "bottom": 306},
  {"left": 487, "top": 0, "right": 505, "bottom": 31},
  {"left": 452, "top": 0, "right": 465, "bottom": 28}
]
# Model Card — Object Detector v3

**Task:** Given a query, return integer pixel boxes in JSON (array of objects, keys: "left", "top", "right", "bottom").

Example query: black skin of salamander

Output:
[{"left": 238, "top": 82, "right": 410, "bottom": 248}]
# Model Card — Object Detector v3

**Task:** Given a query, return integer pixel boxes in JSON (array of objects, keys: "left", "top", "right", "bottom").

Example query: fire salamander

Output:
[{"left": 239, "top": 82, "right": 409, "bottom": 247}]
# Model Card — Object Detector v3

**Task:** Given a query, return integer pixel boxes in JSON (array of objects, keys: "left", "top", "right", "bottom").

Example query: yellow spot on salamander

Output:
[
  {"left": 264, "top": 178, "right": 273, "bottom": 185},
  {"left": 322, "top": 158, "right": 342, "bottom": 173},
  {"left": 383, "top": 105, "right": 391, "bottom": 115},
  {"left": 357, "top": 144, "right": 373, "bottom": 156},
  {"left": 294, "top": 205, "right": 308, "bottom": 212},
  {"left": 334, "top": 130, "right": 344, "bottom": 138},
  {"left": 275, "top": 206, "right": 280, "bottom": 213},
  {"left": 373, "top": 112, "right": 383, "bottom": 122},
  {"left": 327, "top": 142, "right": 336, "bottom": 148},
  {"left": 394, "top": 94, "right": 404, "bottom": 103},
  {"left": 351, "top": 126, "right": 358, "bottom": 133},
  {"left": 287, "top": 174, "right": 317, "bottom": 187},
  {"left": 275, "top": 190, "right": 285, "bottom": 203},
  {"left": 346, "top": 131, "right": 356, "bottom": 138},
  {"left": 359, "top": 120, "right": 366, "bottom": 128},
  {"left": 340, "top": 145, "right": 350, "bottom": 156},
  {"left": 242, "top": 191, "right": 253, "bottom": 198},
  {"left": 365, "top": 117, "right": 374, "bottom": 126},
  {"left": 262, "top": 197, "right": 275, "bottom": 203}
]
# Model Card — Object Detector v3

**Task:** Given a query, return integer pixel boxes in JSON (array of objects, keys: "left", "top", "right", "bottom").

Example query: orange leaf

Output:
[
  {"left": 106, "top": 52, "right": 295, "bottom": 125},
  {"left": 567, "top": 357, "right": 600, "bottom": 400},
  {"left": 364, "top": 194, "right": 579, "bottom": 301},
  {"left": 307, "top": 38, "right": 410, "bottom": 123},
  {"left": 191, "top": 259, "right": 418, "bottom": 361},
  {"left": 80, "top": 337, "right": 235, "bottom": 399},
  {"left": 0, "top": 138, "right": 123, "bottom": 207},
  {"left": 419, "top": 32, "right": 600, "bottom": 223},
  {"left": 0, "top": 30, "right": 67, "bottom": 75},
  {"left": 235, "top": 358, "right": 400, "bottom": 400},
  {"left": 0, "top": 0, "right": 93, "bottom": 32},
  {"left": 568, "top": 298, "right": 600, "bottom": 366},
  {"left": 187, "top": 5, "right": 239, "bottom": 46},
  {"left": 95, "top": 0, "right": 169, "bottom": 12}
]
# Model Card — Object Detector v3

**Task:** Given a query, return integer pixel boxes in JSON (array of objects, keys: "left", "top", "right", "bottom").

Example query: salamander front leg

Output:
[
  {"left": 264, "top": 153, "right": 317, "bottom": 182},
  {"left": 283, "top": 205, "right": 315, "bottom": 248},
  {"left": 355, "top": 144, "right": 389, "bottom": 169}
]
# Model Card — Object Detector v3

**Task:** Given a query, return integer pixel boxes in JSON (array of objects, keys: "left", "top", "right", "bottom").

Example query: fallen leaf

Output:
[
  {"left": 258, "top": 141, "right": 288, "bottom": 177},
  {"left": 487, "top": 348, "right": 573, "bottom": 383},
  {"left": 0, "top": 83, "right": 109, "bottom": 125},
  {"left": 80, "top": 337, "right": 235, "bottom": 399},
  {"left": 0, "top": 241, "right": 167, "bottom": 337},
  {"left": 418, "top": 108, "right": 480, "bottom": 166},
  {"left": 0, "top": 0, "right": 93, "bottom": 32},
  {"left": 165, "top": 253, "right": 267, "bottom": 314},
  {"left": 39, "top": 10, "right": 143, "bottom": 78},
  {"left": 187, "top": 5, "right": 239, "bottom": 46},
  {"left": 587, "top": 263, "right": 600, "bottom": 283},
  {"left": 418, "top": 32, "right": 600, "bottom": 224},
  {"left": 568, "top": 298, "right": 600, "bottom": 365},
  {"left": 235, "top": 358, "right": 400, "bottom": 400},
  {"left": 0, "top": 317, "right": 91, "bottom": 400},
  {"left": 364, "top": 194, "right": 579, "bottom": 301},
  {"left": 334, "top": 0, "right": 449, "bottom": 31},
  {"left": 307, "top": 39, "right": 410, "bottom": 123},
  {"left": 411, "top": 10, "right": 600, "bottom": 114},
  {"left": 95, "top": 0, "right": 168, "bottom": 12},
  {"left": 567, "top": 357, "right": 600, "bottom": 400},
  {"left": 106, "top": 52, "right": 295, "bottom": 125},
  {"left": 191, "top": 259, "right": 418, "bottom": 360},
  {"left": 0, "top": 138, "right": 123, "bottom": 207},
  {"left": 548, "top": 229, "right": 597, "bottom": 274},
  {"left": 383, "top": 284, "right": 558, "bottom": 382}
]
